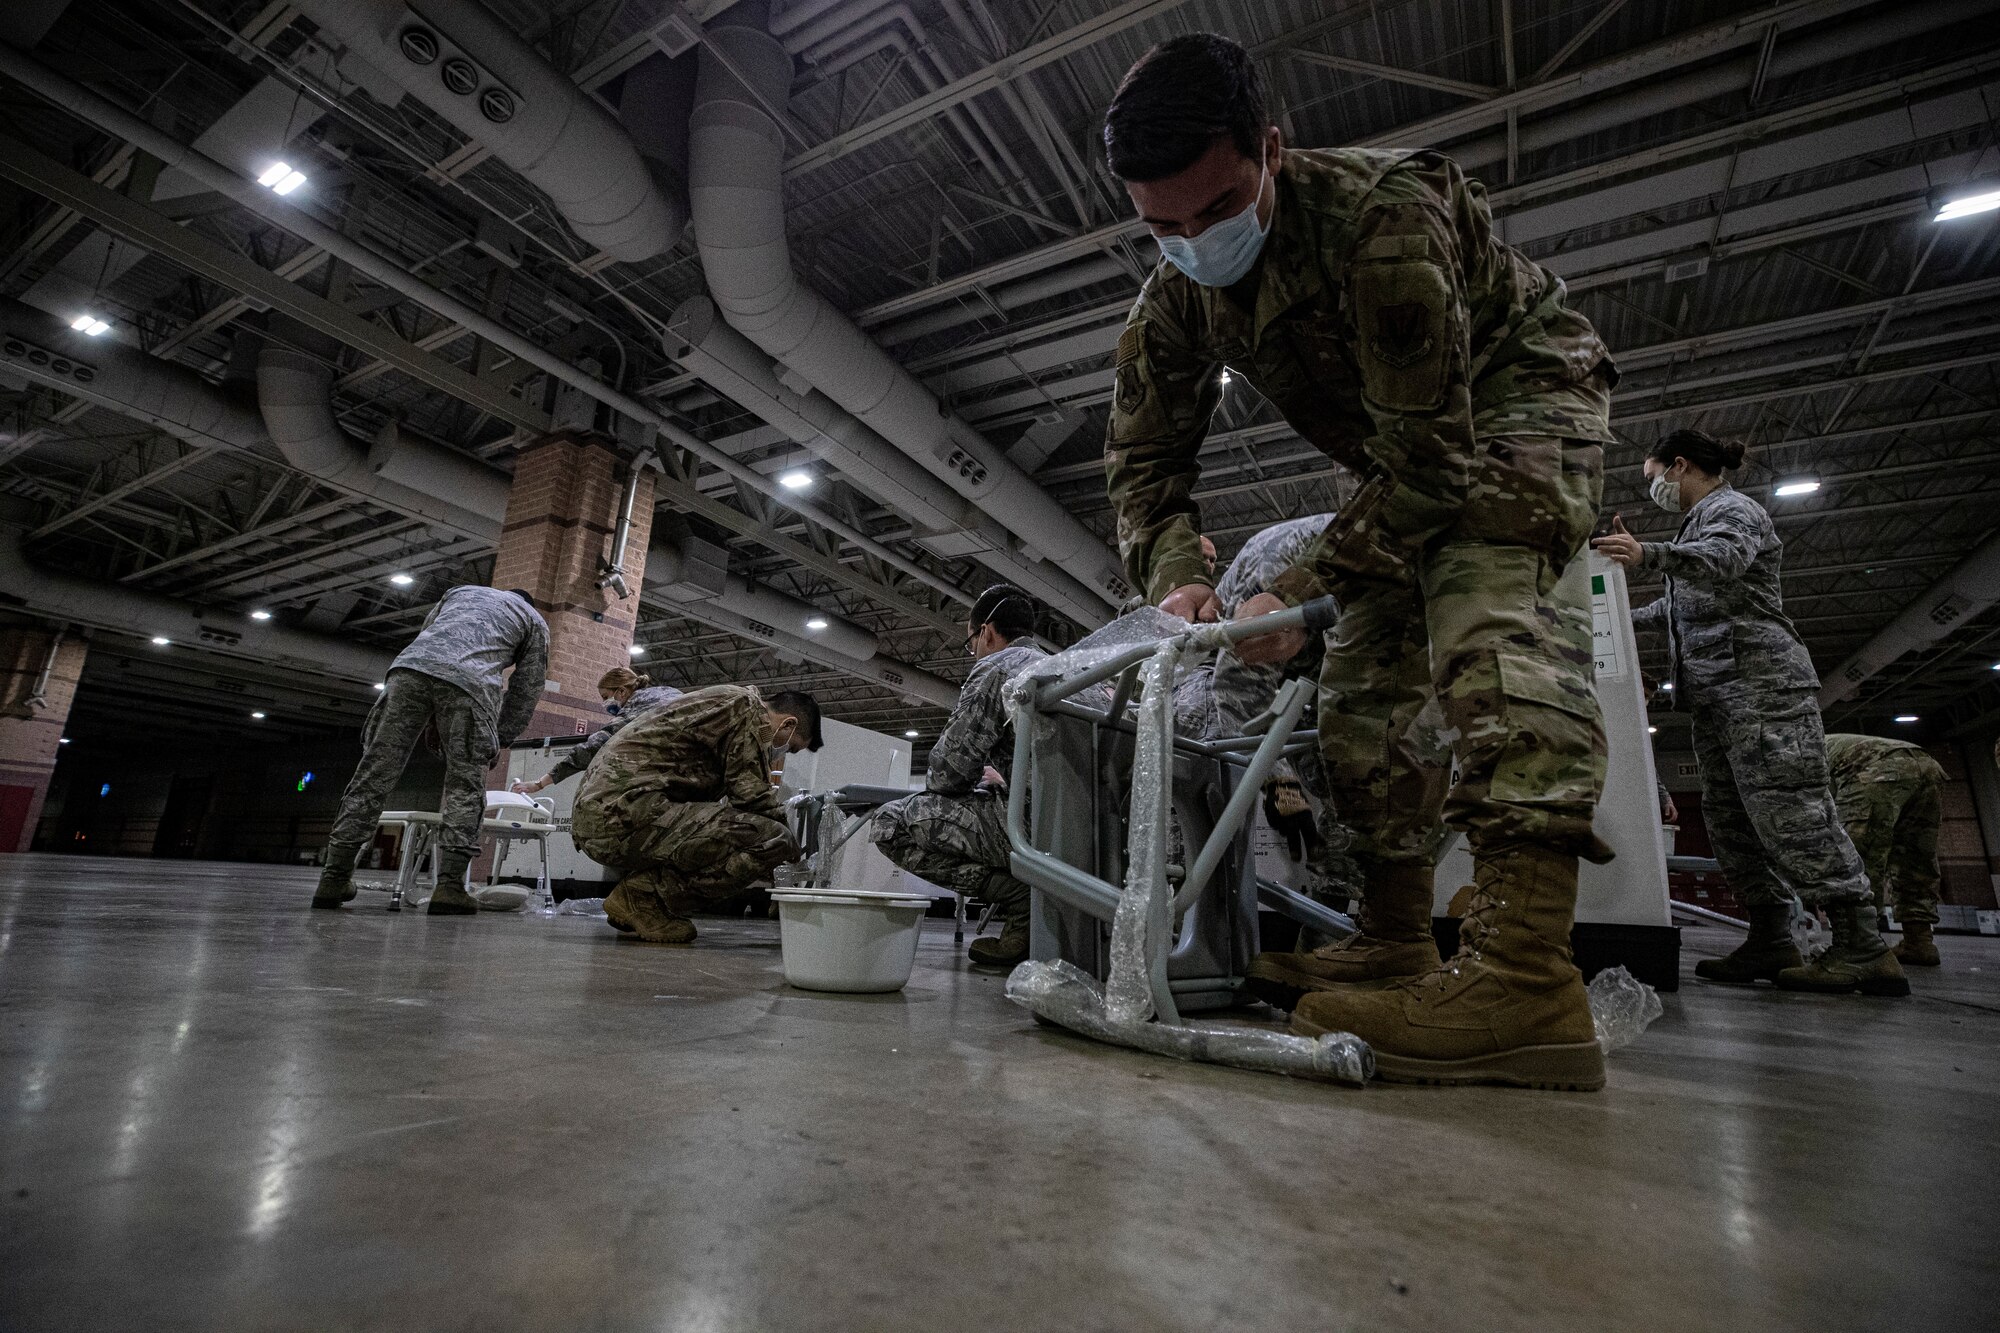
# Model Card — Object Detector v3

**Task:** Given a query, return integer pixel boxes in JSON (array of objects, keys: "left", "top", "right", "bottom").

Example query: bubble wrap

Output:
[{"left": 1587, "top": 965, "right": 1664, "bottom": 1054}]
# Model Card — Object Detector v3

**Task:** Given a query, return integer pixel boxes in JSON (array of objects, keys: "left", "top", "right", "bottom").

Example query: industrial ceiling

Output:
[{"left": 3, "top": 0, "right": 1997, "bottom": 757}]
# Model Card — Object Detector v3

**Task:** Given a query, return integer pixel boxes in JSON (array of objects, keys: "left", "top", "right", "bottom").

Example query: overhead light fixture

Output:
[
  {"left": 257, "top": 162, "right": 307, "bottom": 195},
  {"left": 1893, "top": 714, "right": 1919, "bottom": 724},
  {"left": 69, "top": 314, "right": 110, "bottom": 337},
  {"left": 1647, "top": 725, "right": 1658, "bottom": 734},
  {"left": 58, "top": 737, "right": 69, "bottom": 745},
  {"left": 1991, "top": 662, "right": 2000, "bottom": 671},
  {"left": 1219, "top": 369, "right": 1233, "bottom": 388},
  {"left": 150, "top": 635, "right": 170, "bottom": 646},
  {"left": 1934, "top": 185, "right": 2000, "bottom": 222},
  {"left": 804, "top": 616, "right": 830, "bottom": 631},
  {"left": 1659, "top": 682, "right": 1674, "bottom": 692},
  {"left": 249, "top": 609, "right": 272, "bottom": 621},
  {"left": 628, "top": 643, "right": 646, "bottom": 657},
  {"left": 388, "top": 572, "right": 415, "bottom": 587},
  {"left": 1772, "top": 479, "right": 1820, "bottom": 497},
  {"left": 904, "top": 729, "right": 919, "bottom": 739},
  {"left": 251, "top": 711, "right": 266, "bottom": 720},
  {"left": 777, "top": 470, "right": 814, "bottom": 491},
  {"left": 373, "top": 682, "right": 386, "bottom": 691}
]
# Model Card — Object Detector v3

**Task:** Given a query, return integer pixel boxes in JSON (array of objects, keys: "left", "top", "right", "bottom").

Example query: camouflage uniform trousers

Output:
[
  {"left": 1833, "top": 746, "right": 1944, "bottom": 924},
  {"left": 573, "top": 796, "right": 796, "bottom": 910},
  {"left": 1690, "top": 688, "right": 1872, "bottom": 909},
  {"left": 325, "top": 668, "right": 492, "bottom": 865},
  {"left": 1317, "top": 435, "right": 1609, "bottom": 866},
  {"left": 871, "top": 789, "right": 1025, "bottom": 921}
]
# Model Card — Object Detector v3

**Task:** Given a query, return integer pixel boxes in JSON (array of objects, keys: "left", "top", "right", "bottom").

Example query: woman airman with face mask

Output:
[
  {"left": 511, "top": 666, "right": 684, "bottom": 796},
  {"left": 1593, "top": 430, "right": 1906, "bottom": 998}
]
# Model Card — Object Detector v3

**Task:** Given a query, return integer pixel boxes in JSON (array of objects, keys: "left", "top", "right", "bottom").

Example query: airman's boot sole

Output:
[
  {"left": 1293, "top": 1004, "right": 1606, "bottom": 1090},
  {"left": 605, "top": 873, "right": 697, "bottom": 943},
  {"left": 967, "top": 927, "right": 1028, "bottom": 967},
  {"left": 426, "top": 883, "right": 479, "bottom": 915},
  {"left": 311, "top": 879, "right": 356, "bottom": 910},
  {"left": 1693, "top": 947, "right": 1803, "bottom": 986},
  {"left": 1773, "top": 964, "right": 1910, "bottom": 996},
  {"left": 1244, "top": 943, "right": 1439, "bottom": 1011}
]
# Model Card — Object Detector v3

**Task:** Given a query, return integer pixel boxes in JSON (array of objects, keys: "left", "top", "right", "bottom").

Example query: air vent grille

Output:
[{"left": 398, "top": 26, "right": 439, "bottom": 64}]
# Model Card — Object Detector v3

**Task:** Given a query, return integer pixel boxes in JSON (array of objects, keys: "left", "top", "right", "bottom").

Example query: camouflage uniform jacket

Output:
[
  {"left": 927, "top": 641, "right": 1047, "bottom": 795},
  {"left": 1630, "top": 484, "right": 1815, "bottom": 699},
  {"left": 1825, "top": 733, "right": 1938, "bottom": 788},
  {"left": 1105, "top": 147, "right": 1616, "bottom": 606},
  {"left": 573, "top": 684, "right": 782, "bottom": 831},
  {"left": 392, "top": 585, "right": 549, "bottom": 743},
  {"left": 547, "top": 684, "right": 686, "bottom": 783},
  {"left": 1213, "top": 514, "right": 1334, "bottom": 616}
]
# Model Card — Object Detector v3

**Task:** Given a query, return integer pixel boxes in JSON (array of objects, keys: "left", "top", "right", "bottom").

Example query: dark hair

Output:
[
  {"left": 769, "top": 689, "right": 823, "bottom": 752},
  {"left": 1103, "top": 33, "right": 1270, "bottom": 182},
  {"left": 1648, "top": 429, "right": 1746, "bottom": 476},
  {"left": 507, "top": 588, "right": 536, "bottom": 604},
  {"left": 969, "top": 583, "right": 1036, "bottom": 641}
]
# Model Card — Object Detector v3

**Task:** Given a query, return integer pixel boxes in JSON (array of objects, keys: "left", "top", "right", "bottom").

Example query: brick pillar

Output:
[
  {"left": 0, "top": 623, "right": 89, "bottom": 852},
  {"left": 487, "top": 429, "right": 654, "bottom": 766}
]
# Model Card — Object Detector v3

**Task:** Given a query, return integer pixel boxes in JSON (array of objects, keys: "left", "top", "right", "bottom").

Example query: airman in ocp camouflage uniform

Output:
[
  {"left": 1102, "top": 33, "right": 1617, "bottom": 1087},
  {"left": 314, "top": 584, "right": 548, "bottom": 915},
  {"left": 1827, "top": 733, "right": 1946, "bottom": 967},
  {"left": 571, "top": 683, "right": 818, "bottom": 944}
]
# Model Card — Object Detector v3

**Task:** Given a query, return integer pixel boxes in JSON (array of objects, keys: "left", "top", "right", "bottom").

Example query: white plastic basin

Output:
[{"left": 772, "top": 889, "right": 932, "bottom": 993}]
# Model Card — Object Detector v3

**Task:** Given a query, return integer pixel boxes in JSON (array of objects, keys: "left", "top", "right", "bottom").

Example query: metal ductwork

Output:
[
  {"left": 0, "top": 524, "right": 394, "bottom": 687},
  {"left": 645, "top": 539, "right": 876, "bottom": 662},
  {"left": 291, "top": 0, "right": 684, "bottom": 262},
  {"left": 1, "top": 298, "right": 264, "bottom": 451},
  {"left": 1817, "top": 530, "right": 2000, "bottom": 709},
  {"left": 253, "top": 347, "right": 509, "bottom": 541},
  {"left": 686, "top": 5, "right": 1127, "bottom": 624}
]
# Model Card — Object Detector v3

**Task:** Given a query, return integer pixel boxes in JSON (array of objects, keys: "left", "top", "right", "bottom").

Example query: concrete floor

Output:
[{"left": 1, "top": 855, "right": 1996, "bottom": 1333}]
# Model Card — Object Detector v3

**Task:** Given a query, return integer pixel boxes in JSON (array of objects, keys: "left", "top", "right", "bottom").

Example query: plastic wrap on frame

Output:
[
  {"left": 1103, "top": 641, "right": 1177, "bottom": 1025},
  {"left": 1006, "top": 960, "right": 1374, "bottom": 1086},
  {"left": 814, "top": 805, "right": 868, "bottom": 891},
  {"left": 1586, "top": 965, "right": 1664, "bottom": 1054}
]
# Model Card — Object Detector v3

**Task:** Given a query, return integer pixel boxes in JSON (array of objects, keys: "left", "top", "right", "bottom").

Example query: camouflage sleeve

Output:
[
  {"left": 1639, "top": 516, "right": 1759, "bottom": 584},
  {"left": 723, "top": 699, "right": 784, "bottom": 821},
  {"left": 550, "top": 715, "right": 625, "bottom": 782},
  {"left": 1103, "top": 283, "right": 1226, "bottom": 603},
  {"left": 925, "top": 661, "right": 1008, "bottom": 795},
  {"left": 1269, "top": 175, "right": 1475, "bottom": 606},
  {"left": 496, "top": 620, "right": 549, "bottom": 744},
  {"left": 1630, "top": 596, "right": 1666, "bottom": 632}
]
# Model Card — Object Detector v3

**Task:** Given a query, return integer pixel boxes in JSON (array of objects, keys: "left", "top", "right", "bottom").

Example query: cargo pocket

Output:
[
  {"left": 1488, "top": 650, "right": 1603, "bottom": 805},
  {"left": 1353, "top": 260, "right": 1452, "bottom": 413}
]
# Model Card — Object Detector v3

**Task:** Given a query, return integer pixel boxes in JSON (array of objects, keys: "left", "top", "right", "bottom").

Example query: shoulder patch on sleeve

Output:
[
  {"left": 1358, "top": 234, "right": 1430, "bottom": 261},
  {"left": 1117, "top": 322, "right": 1146, "bottom": 368}
]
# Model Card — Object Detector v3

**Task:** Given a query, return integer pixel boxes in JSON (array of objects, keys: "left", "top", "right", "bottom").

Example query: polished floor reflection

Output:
[{"left": 1, "top": 854, "right": 1995, "bottom": 1332}]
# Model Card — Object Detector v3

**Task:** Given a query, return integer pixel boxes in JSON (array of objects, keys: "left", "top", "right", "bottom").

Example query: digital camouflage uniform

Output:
[
  {"left": 325, "top": 586, "right": 548, "bottom": 865},
  {"left": 1106, "top": 147, "right": 1617, "bottom": 868},
  {"left": 544, "top": 684, "right": 685, "bottom": 786},
  {"left": 570, "top": 684, "right": 797, "bottom": 911},
  {"left": 872, "top": 640, "right": 1046, "bottom": 916},
  {"left": 1632, "top": 485, "right": 1870, "bottom": 908},
  {"left": 1825, "top": 733, "right": 1944, "bottom": 925}
]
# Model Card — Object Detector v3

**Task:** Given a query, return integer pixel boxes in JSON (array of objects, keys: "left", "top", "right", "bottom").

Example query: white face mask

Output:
[
  {"left": 1156, "top": 159, "right": 1271, "bottom": 287},
  {"left": 1649, "top": 471, "right": 1683, "bottom": 513}
]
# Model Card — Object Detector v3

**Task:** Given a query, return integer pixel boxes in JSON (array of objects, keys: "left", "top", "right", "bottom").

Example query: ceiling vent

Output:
[
  {"left": 398, "top": 26, "right": 439, "bottom": 65},
  {"left": 1663, "top": 255, "right": 1710, "bottom": 285},
  {"left": 1, "top": 336, "right": 95, "bottom": 386},
  {"left": 478, "top": 86, "right": 516, "bottom": 124},
  {"left": 440, "top": 56, "right": 479, "bottom": 95}
]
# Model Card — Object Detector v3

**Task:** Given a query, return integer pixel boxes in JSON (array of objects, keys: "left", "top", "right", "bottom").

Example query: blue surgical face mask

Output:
[
  {"left": 1156, "top": 159, "right": 1271, "bottom": 287},
  {"left": 603, "top": 699, "right": 622, "bottom": 716}
]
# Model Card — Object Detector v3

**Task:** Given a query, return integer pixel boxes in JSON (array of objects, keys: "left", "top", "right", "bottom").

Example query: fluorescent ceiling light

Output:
[
  {"left": 258, "top": 162, "right": 307, "bottom": 194},
  {"left": 58, "top": 737, "right": 69, "bottom": 745},
  {"left": 250, "top": 609, "right": 272, "bottom": 621},
  {"left": 1935, "top": 187, "right": 2000, "bottom": 221},
  {"left": 150, "top": 635, "right": 170, "bottom": 646},
  {"left": 628, "top": 643, "right": 646, "bottom": 657},
  {"left": 388, "top": 572, "right": 415, "bottom": 587},
  {"left": 777, "top": 470, "right": 814, "bottom": 491},
  {"left": 904, "top": 729, "right": 919, "bottom": 738},
  {"left": 373, "top": 682, "right": 386, "bottom": 691},
  {"left": 1893, "top": 714, "right": 1919, "bottom": 723},
  {"left": 1659, "top": 682, "right": 1674, "bottom": 692},
  {"left": 804, "top": 616, "right": 830, "bottom": 631},
  {"left": 1647, "top": 726, "right": 1658, "bottom": 734},
  {"left": 251, "top": 711, "right": 266, "bottom": 720},
  {"left": 70, "top": 314, "right": 110, "bottom": 336},
  {"left": 1773, "top": 479, "right": 1820, "bottom": 497}
]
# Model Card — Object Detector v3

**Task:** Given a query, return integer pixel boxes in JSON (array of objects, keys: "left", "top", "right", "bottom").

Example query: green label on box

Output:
[{"left": 1592, "top": 574, "right": 1606, "bottom": 595}]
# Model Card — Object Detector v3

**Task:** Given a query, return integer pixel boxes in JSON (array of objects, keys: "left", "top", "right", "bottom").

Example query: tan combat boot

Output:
[
  {"left": 426, "top": 854, "right": 479, "bottom": 915},
  {"left": 1290, "top": 845, "right": 1604, "bottom": 1090},
  {"left": 1245, "top": 861, "right": 1441, "bottom": 1010},
  {"left": 1776, "top": 901, "right": 1910, "bottom": 995},
  {"left": 311, "top": 857, "right": 357, "bottom": 910},
  {"left": 967, "top": 871, "right": 1030, "bottom": 967},
  {"left": 604, "top": 870, "right": 698, "bottom": 944},
  {"left": 1894, "top": 919, "right": 1940, "bottom": 967},
  {"left": 1693, "top": 902, "right": 1803, "bottom": 984}
]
